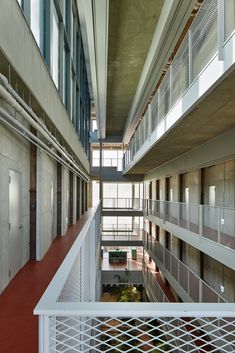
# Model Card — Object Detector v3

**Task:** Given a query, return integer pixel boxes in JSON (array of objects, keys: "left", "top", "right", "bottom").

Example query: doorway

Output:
[{"left": 9, "top": 169, "right": 23, "bottom": 279}]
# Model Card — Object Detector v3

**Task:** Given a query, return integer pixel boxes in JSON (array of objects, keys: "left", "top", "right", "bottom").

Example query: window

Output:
[
  {"left": 51, "top": 2, "right": 59, "bottom": 88},
  {"left": 17, "top": 0, "right": 23, "bottom": 7},
  {"left": 30, "top": 0, "right": 42, "bottom": 49}
]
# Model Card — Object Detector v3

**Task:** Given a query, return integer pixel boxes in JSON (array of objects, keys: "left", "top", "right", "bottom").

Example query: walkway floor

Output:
[{"left": 0, "top": 210, "right": 92, "bottom": 353}]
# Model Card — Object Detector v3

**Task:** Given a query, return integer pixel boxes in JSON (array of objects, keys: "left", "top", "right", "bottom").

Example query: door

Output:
[
  {"left": 9, "top": 169, "right": 23, "bottom": 279},
  {"left": 50, "top": 181, "right": 56, "bottom": 240},
  {"left": 184, "top": 187, "right": 189, "bottom": 225},
  {"left": 208, "top": 185, "right": 216, "bottom": 231}
]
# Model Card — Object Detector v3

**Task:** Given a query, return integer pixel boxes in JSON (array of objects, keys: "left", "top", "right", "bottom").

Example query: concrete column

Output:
[
  {"left": 73, "top": 173, "right": 77, "bottom": 223},
  {"left": 87, "top": 180, "right": 93, "bottom": 208}
]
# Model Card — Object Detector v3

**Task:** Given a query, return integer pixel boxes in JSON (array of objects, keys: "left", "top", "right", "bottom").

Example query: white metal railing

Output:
[
  {"left": 102, "top": 197, "right": 144, "bottom": 210},
  {"left": 92, "top": 157, "right": 123, "bottom": 171},
  {"left": 35, "top": 301, "right": 235, "bottom": 353},
  {"left": 143, "top": 261, "right": 169, "bottom": 303},
  {"left": 34, "top": 203, "right": 235, "bottom": 352},
  {"left": 143, "top": 232, "right": 227, "bottom": 304},
  {"left": 123, "top": 0, "right": 235, "bottom": 170},
  {"left": 146, "top": 199, "right": 235, "bottom": 251},
  {"left": 101, "top": 223, "right": 144, "bottom": 242}
]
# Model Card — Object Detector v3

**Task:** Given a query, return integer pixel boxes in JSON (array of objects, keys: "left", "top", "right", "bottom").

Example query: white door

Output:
[
  {"left": 208, "top": 185, "right": 216, "bottom": 230},
  {"left": 9, "top": 169, "right": 23, "bottom": 279},
  {"left": 209, "top": 185, "right": 215, "bottom": 206},
  {"left": 185, "top": 187, "right": 189, "bottom": 224}
]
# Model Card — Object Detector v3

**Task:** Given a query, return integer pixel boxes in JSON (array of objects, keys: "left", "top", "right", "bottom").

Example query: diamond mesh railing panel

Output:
[
  {"left": 58, "top": 251, "right": 83, "bottom": 302},
  {"left": 151, "top": 91, "right": 159, "bottom": 132},
  {"left": 158, "top": 70, "right": 171, "bottom": 124},
  {"left": 191, "top": 0, "right": 218, "bottom": 81},
  {"left": 49, "top": 315, "right": 235, "bottom": 353}
]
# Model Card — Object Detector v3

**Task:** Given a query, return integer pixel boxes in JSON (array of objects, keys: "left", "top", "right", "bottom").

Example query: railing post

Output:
[
  {"left": 39, "top": 315, "right": 50, "bottom": 353},
  {"left": 218, "top": 0, "right": 225, "bottom": 61},
  {"left": 89, "top": 219, "right": 96, "bottom": 301},
  {"left": 188, "top": 30, "right": 193, "bottom": 84},
  {"left": 178, "top": 202, "right": 180, "bottom": 226},
  {"left": 199, "top": 280, "right": 203, "bottom": 302},
  {"left": 218, "top": 207, "right": 221, "bottom": 244},
  {"left": 199, "top": 205, "right": 203, "bottom": 236}
]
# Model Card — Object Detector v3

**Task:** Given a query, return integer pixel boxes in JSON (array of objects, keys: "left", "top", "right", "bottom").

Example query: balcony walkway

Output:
[{"left": 0, "top": 210, "right": 92, "bottom": 353}]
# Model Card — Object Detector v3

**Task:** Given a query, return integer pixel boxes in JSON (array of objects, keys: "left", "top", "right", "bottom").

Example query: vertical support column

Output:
[
  {"left": 69, "top": 172, "right": 73, "bottom": 224},
  {"left": 57, "top": 162, "right": 62, "bottom": 235},
  {"left": 81, "top": 180, "right": 84, "bottom": 215},
  {"left": 85, "top": 181, "right": 88, "bottom": 211},
  {"left": 199, "top": 205, "right": 203, "bottom": 236},
  {"left": 76, "top": 177, "right": 81, "bottom": 219},
  {"left": 218, "top": 207, "right": 221, "bottom": 244},
  {"left": 89, "top": 219, "right": 96, "bottom": 301},
  {"left": 30, "top": 133, "right": 37, "bottom": 260},
  {"left": 99, "top": 139, "right": 103, "bottom": 207},
  {"left": 36, "top": 148, "right": 42, "bottom": 259},
  {"left": 73, "top": 173, "right": 77, "bottom": 223},
  {"left": 39, "top": 315, "right": 50, "bottom": 353},
  {"left": 188, "top": 30, "right": 193, "bottom": 85},
  {"left": 218, "top": 0, "right": 225, "bottom": 61}
]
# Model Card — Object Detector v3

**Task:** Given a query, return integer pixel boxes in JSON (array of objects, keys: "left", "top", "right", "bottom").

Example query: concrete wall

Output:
[
  {"left": 0, "top": 122, "right": 30, "bottom": 293},
  {"left": 142, "top": 131, "right": 235, "bottom": 303},
  {"left": 181, "top": 171, "right": 200, "bottom": 204},
  {"left": 36, "top": 150, "right": 57, "bottom": 260},
  {"left": 203, "top": 255, "right": 235, "bottom": 302},
  {"left": 203, "top": 160, "right": 235, "bottom": 207},
  {"left": 0, "top": 0, "right": 89, "bottom": 171},
  {"left": 181, "top": 242, "right": 200, "bottom": 276}
]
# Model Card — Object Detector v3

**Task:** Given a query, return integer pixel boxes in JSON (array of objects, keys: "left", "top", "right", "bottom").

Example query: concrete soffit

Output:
[
  {"left": 77, "top": 0, "right": 109, "bottom": 139},
  {"left": 123, "top": 0, "right": 197, "bottom": 144}
]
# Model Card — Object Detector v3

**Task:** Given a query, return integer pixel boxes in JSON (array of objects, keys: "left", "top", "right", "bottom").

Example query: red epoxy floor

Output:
[{"left": 0, "top": 211, "right": 91, "bottom": 353}]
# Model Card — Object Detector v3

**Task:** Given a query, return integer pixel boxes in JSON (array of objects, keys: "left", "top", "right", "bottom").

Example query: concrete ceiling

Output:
[{"left": 106, "top": 0, "right": 164, "bottom": 138}]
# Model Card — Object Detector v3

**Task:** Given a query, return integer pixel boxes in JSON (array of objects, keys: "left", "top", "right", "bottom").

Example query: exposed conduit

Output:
[
  {"left": 0, "top": 74, "right": 89, "bottom": 181},
  {"left": 0, "top": 105, "right": 89, "bottom": 182}
]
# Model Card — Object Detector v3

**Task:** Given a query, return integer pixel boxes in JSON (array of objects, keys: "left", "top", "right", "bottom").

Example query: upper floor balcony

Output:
[
  {"left": 145, "top": 199, "right": 235, "bottom": 271},
  {"left": 123, "top": 0, "right": 235, "bottom": 174},
  {"left": 102, "top": 197, "right": 144, "bottom": 216},
  {"left": 143, "top": 232, "right": 227, "bottom": 304}
]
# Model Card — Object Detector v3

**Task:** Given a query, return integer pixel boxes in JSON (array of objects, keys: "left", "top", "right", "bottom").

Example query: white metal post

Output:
[
  {"left": 218, "top": 0, "right": 225, "bottom": 61},
  {"left": 199, "top": 205, "right": 203, "bottom": 235},
  {"left": 188, "top": 30, "right": 193, "bottom": 84},
  {"left": 39, "top": 315, "right": 50, "bottom": 353},
  {"left": 89, "top": 219, "right": 96, "bottom": 301}
]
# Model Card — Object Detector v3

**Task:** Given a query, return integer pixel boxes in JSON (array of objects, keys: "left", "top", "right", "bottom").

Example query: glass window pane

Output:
[
  {"left": 30, "top": 0, "right": 41, "bottom": 47},
  {"left": 103, "top": 183, "right": 117, "bottom": 198},
  {"left": 51, "top": 3, "right": 59, "bottom": 88},
  {"left": 118, "top": 183, "right": 132, "bottom": 198}
]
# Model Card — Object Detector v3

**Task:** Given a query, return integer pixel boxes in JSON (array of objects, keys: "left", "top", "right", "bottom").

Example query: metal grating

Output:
[
  {"left": 225, "top": 0, "right": 235, "bottom": 41},
  {"left": 171, "top": 35, "right": 189, "bottom": 107},
  {"left": 158, "top": 70, "right": 171, "bottom": 124},
  {"left": 151, "top": 92, "right": 159, "bottom": 132},
  {"left": 49, "top": 315, "right": 235, "bottom": 353},
  {"left": 191, "top": 0, "right": 218, "bottom": 80},
  {"left": 58, "top": 253, "right": 83, "bottom": 302}
]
